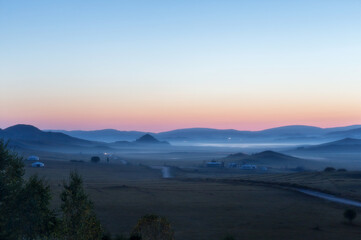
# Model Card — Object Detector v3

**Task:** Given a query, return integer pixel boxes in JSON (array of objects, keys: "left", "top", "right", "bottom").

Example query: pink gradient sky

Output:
[{"left": 1, "top": 1, "right": 360, "bottom": 132}]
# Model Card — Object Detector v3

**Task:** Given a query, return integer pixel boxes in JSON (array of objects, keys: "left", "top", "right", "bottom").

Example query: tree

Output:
[
  {"left": 344, "top": 209, "right": 357, "bottom": 224},
  {"left": 17, "top": 175, "right": 57, "bottom": 239},
  {"left": 0, "top": 140, "right": 56, "bottom": 240},
  {"left": 60, "top": 171, "right": 103, "bottom": 240},
  {"left": 131, "top": 214, "right": 174, "bottom": 240},
  {"left": 91, "top": 156, "right": 101, "bottom": 163},
  {"left": 0, "top": 139, "right": 25, "bottom": 239}
]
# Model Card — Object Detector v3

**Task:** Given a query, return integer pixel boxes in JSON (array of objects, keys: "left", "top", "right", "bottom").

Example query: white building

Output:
[
  {"left": 27, "top": 156, "right": 40, "bottom": 161},
  {"left": 31, "top": 162, "right": 44, "bottom": 168}
]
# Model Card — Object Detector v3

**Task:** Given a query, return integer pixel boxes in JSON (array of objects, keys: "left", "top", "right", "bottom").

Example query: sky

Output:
[{"left": 1, "top": 0, "right": 360, "bottom": 132}]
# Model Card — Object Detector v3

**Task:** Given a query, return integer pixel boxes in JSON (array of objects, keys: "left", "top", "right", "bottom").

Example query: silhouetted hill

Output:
[
  {"left": 50, "top": 129, "right": 145, "bottom": 142},
  {"left": 222, "top": 150, "right": 309, "bottom": 168},
  {"left": 252, "top": 150, "right": 300, "bottom": 161},
  {"left": 155, "top": 125, "right": 361, "bottom": 142},
  {"left": 0, "top": 124, "right": 109, "bottom": 152},
  {"left": 47, "top": 125, "right": 361, "bottom": 143},
  {"left": 325, "top": 128, "right": 361, "bottom": 139},
  {"left": 134, "top": 134, "right": 170, "bottom": 145},
  {"left": 295, "top": 138, "right": 361, "bottom": 152},
  {"left": 257, "top": 125, "right": 324, "bottom": 136},
  {"left": 223, "top": 152, "right": 249, "bottom": 160}
]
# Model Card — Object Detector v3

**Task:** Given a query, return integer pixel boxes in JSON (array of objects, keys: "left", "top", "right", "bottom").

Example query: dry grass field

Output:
[
  {"left": 235, "top": 171, "right": 361, "bottom": 201},
  {"left": 24, "top": 159, "right": 361, "bottom": 240}
]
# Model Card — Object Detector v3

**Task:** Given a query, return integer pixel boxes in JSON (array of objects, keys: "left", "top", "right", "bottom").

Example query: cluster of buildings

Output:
[{"left": 27, "top": 155, "right": 44, "bottom": 168}]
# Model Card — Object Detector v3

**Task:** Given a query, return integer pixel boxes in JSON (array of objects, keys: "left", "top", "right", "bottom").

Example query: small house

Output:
[
  {"left": 27, "top": 155, "right": 40, "bottom": 161},
  {"left": 31, "top": 162, "right": 44, "bottom": 168}
]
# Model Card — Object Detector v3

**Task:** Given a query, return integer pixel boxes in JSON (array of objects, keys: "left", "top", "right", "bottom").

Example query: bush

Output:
[
  {"left": 324, "top": 167, "right": 336, "bottom": 172},
  {"left": 132, "top": 214, "right": 174, "bottom": 240},
  {"left": 91, "top": 156, "right": 101, "bottom": 163},
  {"left": 344, "top": 209, "right": 357, "bottom": 223}
]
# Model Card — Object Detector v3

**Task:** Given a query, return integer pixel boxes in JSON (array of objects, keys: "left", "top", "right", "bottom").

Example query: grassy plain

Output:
[{"left": 24, "top": 157, "right": 361, "bottom": 240}]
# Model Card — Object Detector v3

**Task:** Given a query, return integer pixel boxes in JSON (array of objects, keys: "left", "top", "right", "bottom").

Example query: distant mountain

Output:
[
  {"left": 0, "top": 124, "right": 109, "bottom": 152},
  {"left": 256, "top": 125, "right": 325, "bottom": 136},
  {"left": 251, "top": 150, "right": 301, "bottom": 162},
  {"left": 134, "top": 134, "right": 170, "bottom": 145},
  {"left": 222, "top": 150, "right": 310, "bottom": 168},
  {"left": 40, "top": 124, "right": 361, "bottom": 144},
  {"left": 295, "top": 138, "right": 361, "bottom": 152},
  {"left": 156, "top": 128, "right": 252, "bottom": 142},
  {"left": 155, "top": 125, "right": 361, "bottom": 143},
  {"left": 223, "top": 152, "right": 249, "bottom": 160},
  {"left": 0, "top": 124, "right": 173, "bottom": 152},
  {"left": 325, "top": 128, "right": 361, "bottom": 139},
  {"left": 323, "top": 125, "right": 361, "bottom": 133},
  {"left": 48, "top": 129, "right": 146, "bottom": 142}
]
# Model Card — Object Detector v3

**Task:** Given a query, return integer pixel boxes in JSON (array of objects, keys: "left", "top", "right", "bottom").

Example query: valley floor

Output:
[{"left": 25, "top": 160, "right": 361, "bottom": 240}]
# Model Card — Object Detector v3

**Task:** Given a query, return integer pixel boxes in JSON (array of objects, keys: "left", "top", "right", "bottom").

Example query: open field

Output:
[
  {"left": 25, "top": 159, "right": 361, "bottom": 240},
  {"left": 177, "top": 169, "right": 361, "bottom": 201}
]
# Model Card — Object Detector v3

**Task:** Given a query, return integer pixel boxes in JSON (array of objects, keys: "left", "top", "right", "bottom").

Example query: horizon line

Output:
[{"left": 2, "top": 123, "right": 361, "bottom": 133}]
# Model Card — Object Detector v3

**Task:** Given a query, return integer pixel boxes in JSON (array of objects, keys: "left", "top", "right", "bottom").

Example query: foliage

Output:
[
  {"left": 0, "top": 140, "right": 56, "bottom": 240},
  {"left": 17, "top": 175, "right": 58, "bottom": 239},
  {"left": 132, "top": 214, "right": 174, "bottom": 240},
  {"left": 0, "top": 139, "right": 25, "bottom": 239},
  {"left": 324, "top": 167, "right": 336, "bottom": 172},
  {"left": 344, "top": 209, "right": 357, "bottom": 223},
  {"left": 91, "top": 156, "right": 101, "bottom": 163},
  {"left": 59, "top": 171, "right": 103, "bottom": 240}
]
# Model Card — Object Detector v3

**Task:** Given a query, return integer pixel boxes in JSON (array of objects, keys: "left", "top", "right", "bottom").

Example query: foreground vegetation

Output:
[{"left": 0, "top": 140, "right": 180, "bottom": 240}]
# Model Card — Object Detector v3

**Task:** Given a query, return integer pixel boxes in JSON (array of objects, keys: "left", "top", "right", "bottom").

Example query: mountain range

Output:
[
  {"left": 1, "top": 124, "right": 360, "bottom": 157},
  {"left": 49, "top": 125, "right": 361, "bottom": 143},
  {"left": 0, "top": 124, "right": 168, "bottom": 153}
]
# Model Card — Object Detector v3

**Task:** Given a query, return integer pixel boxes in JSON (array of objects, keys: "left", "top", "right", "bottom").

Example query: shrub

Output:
[
  {"left": 324, "top": 167, "right": 336, "bottom": 172},
  {"left": 91, "top": 156, "right": 101, "bottom": 163},
  {"left": 132, "top": 214, "right": 174, "bottom": 240},
  {"left": 344, "top": 209, "right": 357, "bottom": 223}
]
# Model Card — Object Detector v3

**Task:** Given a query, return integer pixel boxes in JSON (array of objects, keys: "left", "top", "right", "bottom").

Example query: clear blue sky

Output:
[{"left": 1, "top": 0, "right": 360, "bottom": 131}]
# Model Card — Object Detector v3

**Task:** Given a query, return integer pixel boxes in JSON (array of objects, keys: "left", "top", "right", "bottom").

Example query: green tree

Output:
[
  {"left": 60, "top": 171, "right": 103, "bottom": 240},
  {"left": 0, "top": 140, "right": 56, "bottom": 240},
  {"left": 0, "top": 140, "right": 25, "bottom": 239},
  {"left": 344, "top": 209, "right": 357, "bottom": 224},
  {"left": 17, "top": 175, "right": 57, "bottom": 239},
  {"left": 131, "top": 214, "right": 174, "bottom": 240}
]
